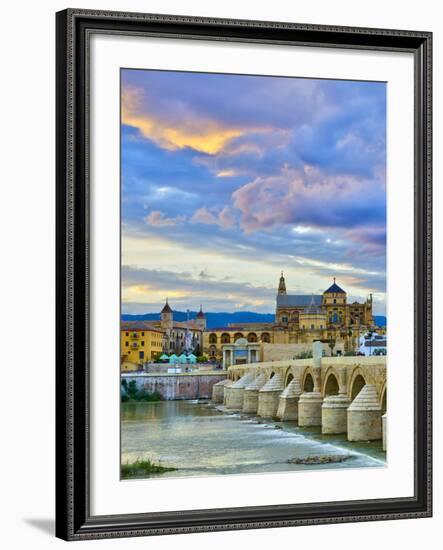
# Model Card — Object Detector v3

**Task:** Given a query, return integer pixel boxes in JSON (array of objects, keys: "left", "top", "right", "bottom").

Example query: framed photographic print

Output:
[{"left": 55, "top": 9, "right": 432, "bottom": 541}]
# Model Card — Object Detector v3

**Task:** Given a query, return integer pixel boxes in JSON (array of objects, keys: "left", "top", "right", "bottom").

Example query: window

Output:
[
  {"left": 125, "top": 341, "right": 129, "bottom": 347},
  {"left": 311, "top": 324, "right": 315, "bottom": 330},
  {"left": 282, "top": 316, "right": 288, "bottom": 323},
  {"left": 141, "top": 332, "right": 145, "bottom": 336},
  {"left": 333, "top": 299, "right": 336, "bottom": 304},
  {"left": 139, "top": 351, "right": 144, "bottom": 360},
  {"left": 125, "top": 332, "right": 129, "bottom": 336},
  {"left": 141, "top": 341, "right": 145, "bottom": 346}
]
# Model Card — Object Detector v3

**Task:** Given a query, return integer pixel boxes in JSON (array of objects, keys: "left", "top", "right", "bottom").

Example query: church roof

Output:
[
  {"left": 324, "top": 282, "right": 346, "bottom": 294},
  {"left": 276, "top": 294, "right": 322, "bottom": 308},
  {"left": 305, "top": 294, "right": 322, "bottom": 314}
]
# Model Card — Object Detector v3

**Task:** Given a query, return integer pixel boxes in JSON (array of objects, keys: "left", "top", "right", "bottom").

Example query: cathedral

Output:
[
  {"left": 202, "top": 273, "right": 375, "bottom": 362},
  {"left": 275, "top": 272, "right": 374, "bottom": 331}
]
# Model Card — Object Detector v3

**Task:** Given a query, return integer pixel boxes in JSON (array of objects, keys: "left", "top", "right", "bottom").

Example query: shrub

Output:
[{"left": 121, "top": 458, "right": 177, "bottom": 479}]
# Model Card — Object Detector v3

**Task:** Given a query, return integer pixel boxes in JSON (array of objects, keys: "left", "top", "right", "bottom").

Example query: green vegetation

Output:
[
  {"left": 121, "top": 458, "right": 177, "bottom": 479},
  {"left": 294, "top": 351, "right": 313, "bottom": 359},
  {"left": 121, "top": 379, "right": 163, "bottom": 402},
  {"left": 197, "top": 355, "right": 208, "bottom": 363}
]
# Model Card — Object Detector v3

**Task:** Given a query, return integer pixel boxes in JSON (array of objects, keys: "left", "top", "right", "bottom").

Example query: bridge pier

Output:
[
  {"left": 347, "top": 384, "right": 382, "bottom": 441},
  {"left": 225, "top": 372, "right": 255, "bottom": 410},
  {"left": 298, "top": 392, "right": 323, "bottom": 426},
  {"left": 257, "top": 373, "right": 284, "bottom": 418},
  {"left": 382, "top": 413, "right": 387, "bottom": 451},
  {"left": 321, "top": 394, "right": 350, "bottom": 434},
  {"left": 243, "top": 372, "right": 267, "bottom": 413},
  {"left": 212, "top": 379, "right": 231, "bottom": 404},
  {"left": 223, "top": 380, "right": 234, "bottom": 405},
  {"left": 276, "top": 379, "right": 302, "bottom": 421}
]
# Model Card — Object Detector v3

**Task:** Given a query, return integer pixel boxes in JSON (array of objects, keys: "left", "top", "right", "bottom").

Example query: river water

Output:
[{"left": 121, "top": 401, "right": 386, "bottom": 479}]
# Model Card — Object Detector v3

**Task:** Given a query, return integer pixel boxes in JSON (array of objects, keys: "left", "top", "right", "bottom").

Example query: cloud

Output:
[
  {"left": 190, "top": 207, "right": 217, "bottom": 225},
  {"left": 191, "top": 206, "right": 237, "bottom": 229},
  {"left": 121, "top": 265, "right": 277, "bottom": 313},
  {"left": 121, "top": 70, "right": 387, "bottom": 314},
  {"left": 145, "top": 210, "right": 185, "bottom": 227},
  {"left": 232, "top": 165, "right": 385, "bottom": 234},
  {"left": 122, "top": 85, "right": 262, "bottom": 155},
  {"left": 218, "top": 206, "right": 236, "bottom": 229}
]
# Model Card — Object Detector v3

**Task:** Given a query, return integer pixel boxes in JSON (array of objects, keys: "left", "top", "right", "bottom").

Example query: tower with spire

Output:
[
  {"left": 160, "top": 298, "right": 173, "bottom": 331},
  {"left": 278, "top": 271, "right": 287, "bottom": 295},
  {"left": 195, "top": 304, "right": 207, "bottom": 331}
]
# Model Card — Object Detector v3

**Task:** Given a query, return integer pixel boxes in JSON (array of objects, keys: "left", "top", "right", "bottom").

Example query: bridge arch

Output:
[
  {"left": 247, "top": 332, "right": 258, "bottom": 343},
  {"left": 285, "top": 370, "right": 294, "bottom": 386},
  {"left": 349, "top": 367, "right": 367, "bottom": 400},
  {"left": 323, "top": 368, "right": 340, "bottom": 396},
  {"left": 302, "top": 368, "right": 315, "bottom": 392}
]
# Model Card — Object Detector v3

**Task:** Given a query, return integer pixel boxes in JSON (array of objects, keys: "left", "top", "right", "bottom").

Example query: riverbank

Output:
[{"left": 121, "top": 458, "right": 177, "bottom": 479}]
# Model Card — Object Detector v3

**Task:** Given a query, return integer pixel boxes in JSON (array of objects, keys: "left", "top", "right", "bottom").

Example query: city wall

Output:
[{"left": 122, "top": 372, "right": 226, "bottom": 400}]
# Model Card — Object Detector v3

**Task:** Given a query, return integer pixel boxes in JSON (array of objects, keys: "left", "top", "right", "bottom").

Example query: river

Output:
[{"left": 121, "top": 401, "right": 386, "bottom": 479}]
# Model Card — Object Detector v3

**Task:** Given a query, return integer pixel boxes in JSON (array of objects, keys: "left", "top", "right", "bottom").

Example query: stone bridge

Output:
[{"left": 212, "top": 346, "right": 387, "bottom": 447}]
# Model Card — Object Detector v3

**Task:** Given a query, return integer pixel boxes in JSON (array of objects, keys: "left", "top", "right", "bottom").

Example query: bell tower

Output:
[
  {"left": 195, "top": 304, "right": 206, "bottom": 331},
  {"left": 278, "top": 271, "right": 287, "bottom": 295},
  {"left": 160, "top": 298, "right": 173, "bottom": 331}
]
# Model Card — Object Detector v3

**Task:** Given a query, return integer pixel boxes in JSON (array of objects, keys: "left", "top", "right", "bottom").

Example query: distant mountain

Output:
[
  {"left": 373, "top": 315, "right": 387, "bottom": 327},
  {"left": 121, "top": 310, "right": 275, "bottom": 329},
  {"left": 121, "top": 310, "right": 387, "bottom": 329}
]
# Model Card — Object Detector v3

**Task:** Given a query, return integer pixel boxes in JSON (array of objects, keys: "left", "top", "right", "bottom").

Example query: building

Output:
[
  {"left": 202, "top": 328, "right": 272, "bottom": 365},
  {"left": 120, "top": 324, "right": 164, "bottom": 370},
  {"left": 275, "top": 273, "right": 373, "bottom": 329},
  {"left": 157, "top": 300, "right": 206, "bottom": 355},
  {"left": 359, "top": 333, "right": 387, "bottom": 356},
  {"left": 202, "top": 273, "right": 376, "bottom": 365}
]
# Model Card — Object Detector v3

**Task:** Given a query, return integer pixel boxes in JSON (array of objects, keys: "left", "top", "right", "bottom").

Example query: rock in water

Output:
[{"left": 287, "top": 454, "right": 352, "bottom": 465}]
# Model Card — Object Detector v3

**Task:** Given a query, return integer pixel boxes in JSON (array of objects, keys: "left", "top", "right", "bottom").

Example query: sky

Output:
[{"left": 121, "top": 69, "right": 386, "bottom": 315}]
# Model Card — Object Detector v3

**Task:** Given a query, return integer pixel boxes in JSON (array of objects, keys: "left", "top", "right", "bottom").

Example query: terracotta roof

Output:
[{"left": 121, "top": 322, "right": 163, "bottom": 334}]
